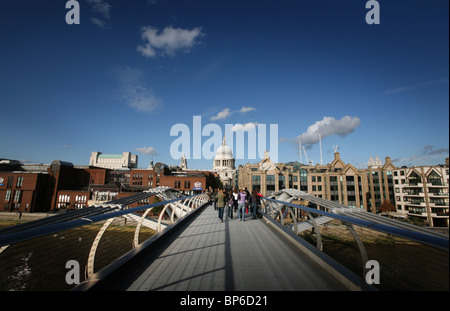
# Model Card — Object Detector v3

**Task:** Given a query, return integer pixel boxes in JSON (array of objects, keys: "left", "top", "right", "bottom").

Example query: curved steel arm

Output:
[
  {"left": 0, "top": 193, "right": 205, "bottom": 248},
  {"left": 263, "top": 197, "right": 449, "bottom": 251}
]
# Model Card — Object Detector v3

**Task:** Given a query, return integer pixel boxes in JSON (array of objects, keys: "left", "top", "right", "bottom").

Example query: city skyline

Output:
[{"left": 0, "top": 0, "right": 448, "bottom": 170}]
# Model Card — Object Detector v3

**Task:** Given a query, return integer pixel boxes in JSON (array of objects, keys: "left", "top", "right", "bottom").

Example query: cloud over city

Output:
[
  {"left": 385, "top": 78, "right": 449, "bottom": 95},
  {"left": 392, "top": 145, "right": 449, "bottom": 167},
  {"left": 87, "top": 0, "right": 112, "bottom": 28},
  {"left": 230, "top": 122, "right": 258, "bottom": 132},
  {"left": 115, "top": 66, "right": 161, "bottom": 113},
  {"left": 135, "top": 146, "right": 159, "bottom": 156},
  {"left": 422, "top": 145, "right": 449, "bottom": 156},
  {"left": 210, "top": 106, "right": 257, "bottom": 121},
  {"left": 295, "top": 116, "right": 361, "bottom": 149},
  {"left": 137, "top": 26, "right": 204, "bottom": 58}
]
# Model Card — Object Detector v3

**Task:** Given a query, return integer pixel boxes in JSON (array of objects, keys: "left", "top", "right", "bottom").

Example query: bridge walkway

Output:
[{"left": 93, "top": 204, "right": 348, "bottom": 291}]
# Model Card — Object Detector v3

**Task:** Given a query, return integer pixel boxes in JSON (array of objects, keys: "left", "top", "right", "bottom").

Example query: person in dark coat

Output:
[{"left": 216, "top": 189, "right": 226, "bottom": 222}]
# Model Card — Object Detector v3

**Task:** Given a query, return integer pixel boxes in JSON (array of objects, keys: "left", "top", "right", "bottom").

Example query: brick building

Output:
[
  {"left": 0, "top": 171, "right": 53, "bottom": 213},
  {"left": 0, "top": 159, "right": 110, "bottom": 213},
  {"left": 1, "top": 158, "right": 220, "bottom": 214}
]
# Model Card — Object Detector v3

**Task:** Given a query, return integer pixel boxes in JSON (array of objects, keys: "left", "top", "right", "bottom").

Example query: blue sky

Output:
[{"left": 0, "top": 0, "right": 448, "bottom": 170}]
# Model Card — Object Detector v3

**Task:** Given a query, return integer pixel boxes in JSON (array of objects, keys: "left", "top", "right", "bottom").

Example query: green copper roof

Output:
[{"left": 98, "top": 154, "right": 123, "bottom": 159}]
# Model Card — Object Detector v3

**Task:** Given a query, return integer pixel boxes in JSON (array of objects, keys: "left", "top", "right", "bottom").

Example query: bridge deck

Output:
[{"left": 96, "top": 204, "right": 348, "bottom": 291}]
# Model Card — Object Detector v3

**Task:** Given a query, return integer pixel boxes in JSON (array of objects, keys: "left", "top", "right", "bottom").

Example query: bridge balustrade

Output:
[
  {"left": 261, "top": 189, "right": 449, "bottom": 291},
  {"left": 0, "top": 187, "right": 209, "bottom": 291},
  {"left": 0, "top": 187, "right": 448, "bottom": 291}
]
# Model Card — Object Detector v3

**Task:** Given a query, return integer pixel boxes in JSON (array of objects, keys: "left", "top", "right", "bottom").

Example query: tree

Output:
[{"left": 379, "top": 200, "right": 396, "bottom": 215}]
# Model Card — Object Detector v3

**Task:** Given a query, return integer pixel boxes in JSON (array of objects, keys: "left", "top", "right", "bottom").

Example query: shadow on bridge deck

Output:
[{"left": 88, "top": 204, "right": 349, "bottom": 291}]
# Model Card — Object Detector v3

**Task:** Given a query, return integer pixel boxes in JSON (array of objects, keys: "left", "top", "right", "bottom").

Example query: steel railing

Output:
[
  {"left": 260, "top": 189, "right": 449, "bottom": 291},
  {"left": 0, "top": 188, "right": 209, "bottom": 291}
]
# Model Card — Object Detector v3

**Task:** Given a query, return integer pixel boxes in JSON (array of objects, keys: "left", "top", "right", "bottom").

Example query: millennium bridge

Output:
[{"left": 0, "top": 187, "right": 448, "bottom": 292}]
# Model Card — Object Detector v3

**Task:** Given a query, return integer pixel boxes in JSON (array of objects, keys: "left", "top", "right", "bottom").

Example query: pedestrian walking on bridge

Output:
[
  {"left": 237, "top": 188, "right": 247, "bottom": 221},
  {"left": 215, "top": 188, "right": 226, "bottom": 222}
]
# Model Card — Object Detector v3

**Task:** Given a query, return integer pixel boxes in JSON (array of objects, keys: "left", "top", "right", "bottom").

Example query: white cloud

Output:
[
  {"left": 295, "top": 116, "right": 361, "bottom": 149},
  {"left": 231, "top": 122, "right": 258, "bottom": 132},
  {"left": 135, "top": 147, "right": 159, "bottom": 155},
  {"left": 210, "top": 108, "right": 232, "bottom": 121},
  {"left": 87, "top": 0, "right": 111, "bottom": 28},
  {"left": 122, "top": 85, "right": 161, "bottom": 113},
  {"left": 385, "top": 78, "right": 449, "bottom": 94},
  {"left": 422, "top": 145, "right": 449, "bottom": 156},
  {"left": 115, "top": 67, "right": 161, "bottom": 114},
  {"left": 137, "top": 26, "right": 204, "bottom": 58},
  {"left": 240, "top": 106, "right": 257, "bottom": 113},
  {"left": 90, "top": 17, "right": 107, "bottom": 28},
  {"left": 87, "top": 0, "right": 111, "bottom": 19},
  {"left": 209, "top": 106, "right": 257, "bottom": 121}
]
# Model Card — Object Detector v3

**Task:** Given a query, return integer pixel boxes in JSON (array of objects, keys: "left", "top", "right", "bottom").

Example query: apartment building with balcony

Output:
[{"left": 393, "top": 162, "right": 449, "bottom": 227}]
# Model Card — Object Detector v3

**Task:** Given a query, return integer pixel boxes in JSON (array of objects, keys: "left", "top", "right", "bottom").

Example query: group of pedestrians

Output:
[{"left": 207, "top": 187, "right": 262, "bottom": 222}]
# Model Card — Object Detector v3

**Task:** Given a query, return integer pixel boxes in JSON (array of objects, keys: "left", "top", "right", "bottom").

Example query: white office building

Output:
[{"left": 89, "top": 152, "right": 138, "bottom": 170}]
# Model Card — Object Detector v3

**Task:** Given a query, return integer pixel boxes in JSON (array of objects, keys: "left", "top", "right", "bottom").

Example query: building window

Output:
[
  {"left": 266, "top": 175, "right": 275, "bottom": 193},
  {"left": 7, "top": 176, "right": 14, "bottom": 188},
  {"left": 76, "top": 195, "right": 87, "bottom": 203},
  {"left": 279, "top": 175, "right": 285, "bottom": 190},
  {"left": 5, "top": 190, "right": 12, "bottom": 202},
  {"left": 408, "top": 172, "right": 421, "bottom": 185},
  {"left": 252, "top": 175, "right": 261, "bottom": 192},
  {"left": 427, "top": 171, "right": 443, "bottom": 186},
  {"left": 13, "top": 190, "right": 22, "bottom": 203},
  {"left": 59, "top": 195, "right": 70, "bottom": 203},
  {"left": 300, "top": 170, "right": 307, "bottom": 182},
  {"left": 16, "top": 177, "right": 23, "bottom": 188},
  {"left": 300, "top": 170, "right": 308, "bottom": 191}
]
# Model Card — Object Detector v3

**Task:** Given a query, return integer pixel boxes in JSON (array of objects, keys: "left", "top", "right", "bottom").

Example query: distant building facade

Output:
[
  {"left": 0, "top": 157, "right": 220, "bottom": 213},
  {"left": 238, "top": 153, "right": 392, "bottom": 210},
  {"left": 89, "top": 152, "right": 138, "bottom": 169},
  {"left": 0, "top": 160, "right": 110, "bottom": 213},
  {"left": 238, "top": 152, "right": 449, "bottom": 227},
  {"left": 393, "top": 164, "right": 449, "bottom": 227},
  {"left": 0, "top": 170, "right": 53, "bottom": 213}
]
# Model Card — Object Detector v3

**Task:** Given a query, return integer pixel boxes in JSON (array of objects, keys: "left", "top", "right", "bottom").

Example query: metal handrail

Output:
[
  {"left": 0, "top": 193, "right": 204, "bottom": 248},
  {"left": 263, "top": 197, "right": 449, "bottom": 251}
]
